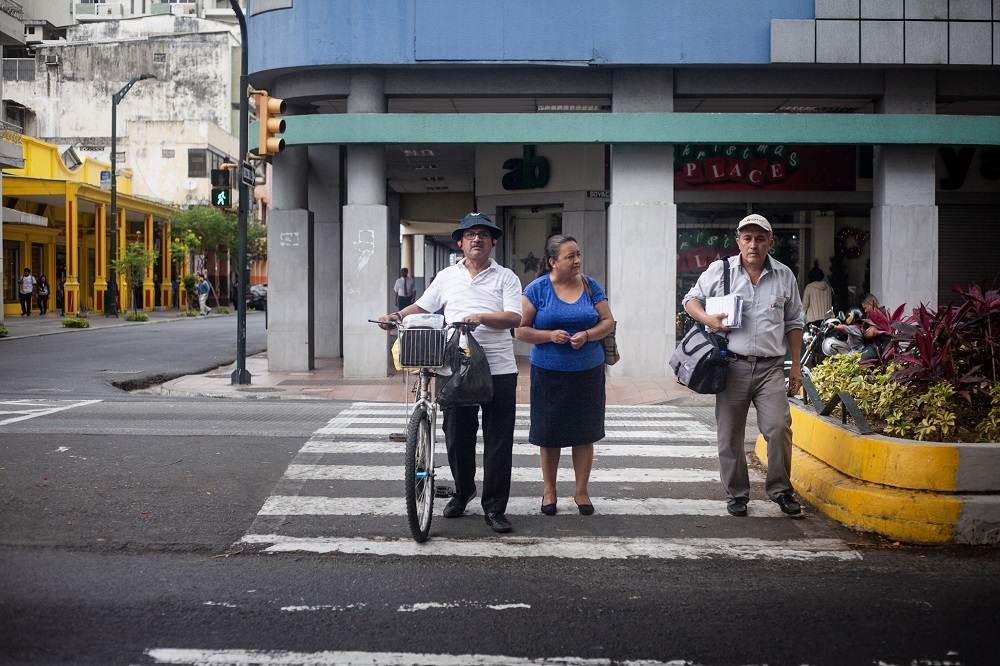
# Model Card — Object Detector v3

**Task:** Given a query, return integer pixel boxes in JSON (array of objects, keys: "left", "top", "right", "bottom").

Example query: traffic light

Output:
[
  {"left": 256, "top": 91, "right": 286, "bottom": 157},
  {"left": 210, "top": 168, "right": 232, "bottom": 209}
]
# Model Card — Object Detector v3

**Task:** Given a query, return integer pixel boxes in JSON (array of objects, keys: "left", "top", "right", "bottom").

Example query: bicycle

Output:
[{"left": 370, "top": 316, "right": 480, "bottom": 542}]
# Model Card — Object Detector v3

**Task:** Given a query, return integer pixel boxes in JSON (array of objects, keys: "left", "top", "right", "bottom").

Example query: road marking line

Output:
[
  {"left": 0, "top": 399, "right": 102, "bottom": 426},
  {"left": 258, "top": 495, "right": 785, "bottom": 518},
  {"left": 145, "top": 648, "right": 687, "bottom": 665},
  {"left": 314, "top": 427, "right": 716, "bottom": 442},
  {"left": 238, "top": 535, "right": 861, "bottom": 560},
  {"left": 283, "top": 465, "right": 724, "bottom": 483},
  {"left": 300, "top": 441, "right": 719, "bottom": 458}
]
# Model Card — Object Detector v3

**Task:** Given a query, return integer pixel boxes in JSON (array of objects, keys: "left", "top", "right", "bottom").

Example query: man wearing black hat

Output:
[{"left": 381, "top": 212, "right": 523, "bottom": 533}]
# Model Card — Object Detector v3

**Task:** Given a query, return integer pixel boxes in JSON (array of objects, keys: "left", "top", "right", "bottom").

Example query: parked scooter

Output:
[{"left": 801, "top": 310, "right": 855, "bottom": 368}]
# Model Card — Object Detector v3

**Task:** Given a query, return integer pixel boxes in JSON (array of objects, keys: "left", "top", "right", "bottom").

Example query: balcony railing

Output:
[{"left": 0, "top": 0, "right": 23, "bottom": 20}]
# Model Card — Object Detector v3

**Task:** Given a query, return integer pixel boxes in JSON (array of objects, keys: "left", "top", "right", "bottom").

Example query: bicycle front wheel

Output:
[{"left": 405, "top": 405, "right": 434, "bottom": 542}]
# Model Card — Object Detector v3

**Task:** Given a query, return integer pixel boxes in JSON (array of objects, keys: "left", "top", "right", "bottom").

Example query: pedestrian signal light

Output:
[
  {"left": 256, "top": 91, "right": 286, "bottom": 157},
  {"left": 211, "top": 185, "right": 232, "bottom": 209},
  {"left": 210, "top": 168, "right": 231, "bottom": 187}
]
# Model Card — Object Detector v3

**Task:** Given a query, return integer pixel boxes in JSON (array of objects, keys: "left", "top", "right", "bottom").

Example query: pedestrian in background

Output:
[
  {"left": 393, "top": 267, "right": 415, "bottom": 310},
  {"left": 18, "top": 268, "right": 36, "bottom": 316},
  {"left": 515, "top": 235, "right": 615, "bottom": 516},
  {"left": 197, "top": 275, "right": 211, "bottom": 316},
  {"left": 36, "top": 275, "right": 51, "bottom": 315},
  {"left": 683, "top": 214, "right": 804, "bottom": 518},
  {"left": 801, "top": 262, "right": 833, "bottom": 328}
]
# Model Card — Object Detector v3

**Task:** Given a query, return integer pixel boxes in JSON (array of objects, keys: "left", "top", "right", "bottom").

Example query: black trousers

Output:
[
  {"left": 19, "top": 293, "right": 32, "bottom": 314},
  {"left": 442, "top": 372, "right": 517, "bottom": 514}
]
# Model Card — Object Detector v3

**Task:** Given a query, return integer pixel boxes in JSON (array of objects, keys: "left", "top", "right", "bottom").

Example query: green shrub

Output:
[
  {"left": 62, "top": 317, "right": 90, "bottom": 328},
  {"left": 0, "top": 326, "right": 8, "bottom": 338},
  {"left": 219, "top": 306, "right": 230, "bottom": 314},
  {"left": 125, "top": 313, "right": 149, "bottom": 322},
  {"left": 185, "top": 309, "right": 198, "bottom": 317}
]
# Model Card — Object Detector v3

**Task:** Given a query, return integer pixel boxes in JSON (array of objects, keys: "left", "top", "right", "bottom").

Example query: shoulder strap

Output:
[
  {"left": 581, "top": 274, "right": 593, "bottom": 301},
  {"left": 722, "top": 257, "right": 730, "bottom": 296}
]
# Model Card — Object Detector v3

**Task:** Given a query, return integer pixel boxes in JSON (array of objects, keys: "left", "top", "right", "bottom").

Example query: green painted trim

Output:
[{"left": 251, "top": 113, "right": 1000, "bottom": 149}]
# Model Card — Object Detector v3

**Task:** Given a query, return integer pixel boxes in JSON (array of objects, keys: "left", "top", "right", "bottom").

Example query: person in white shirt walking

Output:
[
  {"left": 393, "top": 267, "right": 416, "bottom": 310},
  {"left": 18, "top": 268, "right": 36, "bottom": 316}
]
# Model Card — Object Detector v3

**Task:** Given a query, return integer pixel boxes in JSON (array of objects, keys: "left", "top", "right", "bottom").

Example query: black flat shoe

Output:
[
  {"left": 773, "top": 493, "right": 802, "bottom": 516},
  {"left": 484, "top": 512, "right": 512, "bottom": 533},
  {"left": 540, "top": 503, "right": 557, "bottom": 516},
  {"left": 727, "top": 498, "right": 748, "bottom": 517},
  {"left": 575, "top": 502, "right": 595, "bottom": 516}
]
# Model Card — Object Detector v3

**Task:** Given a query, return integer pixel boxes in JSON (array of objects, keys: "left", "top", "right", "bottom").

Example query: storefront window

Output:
[{"left": 3, "top": 241, "right": 18, "bottom": 304}]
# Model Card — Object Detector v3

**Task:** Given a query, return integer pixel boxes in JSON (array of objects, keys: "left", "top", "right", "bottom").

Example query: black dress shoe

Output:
[
  {"left": 443, "top": 491, "right": 476, "bottom": 518},
  {"left": 773, "top": 493, "right": 802, "bottom": 516},
  {"left": 575, "top": 502, "right": 595, "bottom": 516},
  {"left": 727, "top": 498, "right": 748, "bottom": 517},
  {"left": 484, "top": 512, "right": 512, "bottom": 533},
  {"left": 540, "top": 503, "right": 557, "bottom": 516}
]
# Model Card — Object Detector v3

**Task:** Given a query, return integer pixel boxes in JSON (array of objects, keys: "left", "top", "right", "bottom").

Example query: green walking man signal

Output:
[{"left": 210, "top": 167, "right": 233, "bottom": 209}]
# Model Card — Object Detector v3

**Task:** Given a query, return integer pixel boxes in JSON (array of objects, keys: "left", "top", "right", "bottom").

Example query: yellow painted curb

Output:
[
  {"left": 756, "top": 438, "right": 961, "bottom": 544},
  {"left": 789, "top": 406, "right": 959, "bottom": 491}
]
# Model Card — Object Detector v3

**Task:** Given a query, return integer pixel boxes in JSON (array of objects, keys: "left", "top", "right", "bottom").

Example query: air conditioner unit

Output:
[{"left": 44, "top": 55, "right": 60, "bottom": 66}]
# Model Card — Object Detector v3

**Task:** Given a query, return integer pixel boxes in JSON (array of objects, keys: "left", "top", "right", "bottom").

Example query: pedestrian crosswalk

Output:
[
  {"left": 238, "top": 401, "right": 859, "bottom": 561},
  {"left": 0, "top": 398, "right": 101, "bottom": 426}
]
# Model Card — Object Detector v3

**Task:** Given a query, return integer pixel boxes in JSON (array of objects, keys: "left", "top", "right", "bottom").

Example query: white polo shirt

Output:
[{"left": 415, "top": 258, "right": 523, "bottom": 375}]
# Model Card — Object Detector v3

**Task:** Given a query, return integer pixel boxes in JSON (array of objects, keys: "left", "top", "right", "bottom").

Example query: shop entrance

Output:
[{"left": 501, "top": 205, "right": 563, "bottom": 290}]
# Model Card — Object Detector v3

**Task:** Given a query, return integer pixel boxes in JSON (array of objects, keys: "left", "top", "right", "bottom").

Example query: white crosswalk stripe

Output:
[
  {"left": 238, "top": 401, "right": 860, "bottom": 561},
  {"left": 0, "top": 398, "right": 102, "bottom": 426}
]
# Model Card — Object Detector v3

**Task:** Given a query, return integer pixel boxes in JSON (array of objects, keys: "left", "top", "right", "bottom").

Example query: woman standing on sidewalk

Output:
[
  {"left": 514, "top": 235, "right": 615, "bottom": 516},
  {"left": 36, "top": 275, "right": 51, "bottom": 315}
]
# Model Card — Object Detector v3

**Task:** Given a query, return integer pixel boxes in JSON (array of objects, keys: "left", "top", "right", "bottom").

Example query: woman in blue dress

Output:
[{"left": 515, "top": 235, "right": 616, "bottom": 515}]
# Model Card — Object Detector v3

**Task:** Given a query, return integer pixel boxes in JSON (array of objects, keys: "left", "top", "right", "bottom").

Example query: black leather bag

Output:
[
  {"left": 669, "top": 258, "right": 732, "bottom": 394},
  {"left": 436, "top": 331, "right": 493, "bottom": 408},
  {"left": 669, "top": 325, "right": 730, "bottom": 394}
]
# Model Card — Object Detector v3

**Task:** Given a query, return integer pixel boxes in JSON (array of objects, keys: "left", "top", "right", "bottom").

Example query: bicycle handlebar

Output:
[{"left": 368, "top": 318, "right": 480, "bottom": 332}]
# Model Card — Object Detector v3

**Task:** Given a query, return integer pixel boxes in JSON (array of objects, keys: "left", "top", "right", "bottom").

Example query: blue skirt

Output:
[{"left": 529, "top": 363, "right": 606, "bottom": 448}]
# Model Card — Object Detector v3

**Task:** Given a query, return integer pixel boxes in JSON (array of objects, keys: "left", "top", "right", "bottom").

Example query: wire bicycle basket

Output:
[{"left": 398, "top": 327, "right": 447, "bottom": 368}]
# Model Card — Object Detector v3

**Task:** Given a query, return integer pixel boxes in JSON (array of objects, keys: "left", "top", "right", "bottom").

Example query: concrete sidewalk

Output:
[
  {"left": 2, "top": 309, "right": 711, "bottom": 406},
  {"left": 159, "top": 353, "right": 713, "bottom": 406}
]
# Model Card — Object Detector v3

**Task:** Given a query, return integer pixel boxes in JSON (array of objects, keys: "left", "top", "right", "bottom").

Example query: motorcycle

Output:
[{"left": 801, "top": 311, "right": 852, "bottom": 369}]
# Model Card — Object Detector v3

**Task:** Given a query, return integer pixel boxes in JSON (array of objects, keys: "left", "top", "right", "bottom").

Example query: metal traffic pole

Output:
[{"left": 230, "top": 0, "right": 251, "bottom": 385}]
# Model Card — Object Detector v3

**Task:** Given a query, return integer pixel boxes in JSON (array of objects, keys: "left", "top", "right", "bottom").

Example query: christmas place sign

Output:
[{"left": 674, "top": 144, "right": 856, "bottom": 191}]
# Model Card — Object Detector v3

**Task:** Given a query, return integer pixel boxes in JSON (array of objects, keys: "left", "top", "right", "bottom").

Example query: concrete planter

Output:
[{"left": 756, "top": 403, "right": 1000, "bottom": 545}]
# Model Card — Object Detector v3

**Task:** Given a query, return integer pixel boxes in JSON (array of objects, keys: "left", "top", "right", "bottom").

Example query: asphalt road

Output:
[{"left": 2, "top": 317, "right": 1000, "bottom": 666}]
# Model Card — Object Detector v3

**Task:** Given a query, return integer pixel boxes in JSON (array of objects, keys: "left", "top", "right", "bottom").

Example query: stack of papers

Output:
[{"left": 706, "top": 294, "right": 743, "bottom": 328}]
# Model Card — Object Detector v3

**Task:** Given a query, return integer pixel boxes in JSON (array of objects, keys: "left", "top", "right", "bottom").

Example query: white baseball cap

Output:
[{"left": 736, "top": 213, "right": 772, "bottom": 234}]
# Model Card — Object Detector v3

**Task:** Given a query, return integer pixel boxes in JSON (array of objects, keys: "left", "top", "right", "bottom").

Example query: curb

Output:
[{"left": 756, "top": 403, "right": 1000, "bottom": 545}]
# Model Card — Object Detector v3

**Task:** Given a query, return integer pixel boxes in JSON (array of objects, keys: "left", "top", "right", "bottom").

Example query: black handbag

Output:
[
  {"left": 581, "top": 275, "right": 620, "bottom": 366},
  {"left": 669, "top": 258, "right": 732, "bottom": 394},
  {"left": 436, "top": 330, "right": 493, "bottom": 408}
]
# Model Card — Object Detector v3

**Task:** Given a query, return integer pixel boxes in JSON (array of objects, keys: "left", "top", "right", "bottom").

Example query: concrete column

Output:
[
  {"left": 343, "top": 70, "right": 390, "bottom": 378},
  {"left": 267, "top": 209, "right": 314, "bottom": 371},
  {"left": 93, "top": 203, "right": 108, "bottom": 313},
  {"left": 871, "top": 70, "right": 937, "bottom": 311},
  {"left": 308, "top": 144, "right": 342, "bottom": 358},
  {"left": 159, "top": 222, "right": 172, "bottom": 309},
  {"left": 142, "top": 213, "right": 154, "bottom": 311},
  {"left": 268, "top": 141, "right": 313, "bottom": 370},
  {"left": 562, "top": 207, "right": 608, "bottom": 289},
  {"left": 608, "top": 69, "right": 675, "bottom": 377},
  {"left": 64, "top": 190, "right": 80, "bottom": 316}
]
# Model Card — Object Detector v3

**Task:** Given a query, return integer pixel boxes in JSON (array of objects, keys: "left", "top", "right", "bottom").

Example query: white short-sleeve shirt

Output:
[{"left": 415, "top": 258, "right": 523, "bottom": 375}]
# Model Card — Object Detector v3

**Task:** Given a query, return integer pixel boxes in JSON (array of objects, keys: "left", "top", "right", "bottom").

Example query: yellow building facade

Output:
[{"left": 3, "top": 137, "right": 181, "bottom": 317}]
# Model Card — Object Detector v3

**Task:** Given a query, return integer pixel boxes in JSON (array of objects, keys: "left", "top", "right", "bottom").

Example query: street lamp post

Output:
[{"left": 106, "top": 73, "right": 156, "bottom": 317}]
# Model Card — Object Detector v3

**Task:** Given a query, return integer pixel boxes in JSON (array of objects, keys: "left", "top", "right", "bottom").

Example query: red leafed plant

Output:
[{"left": 886, "top": 284, "right": 999, "bottom": 403}]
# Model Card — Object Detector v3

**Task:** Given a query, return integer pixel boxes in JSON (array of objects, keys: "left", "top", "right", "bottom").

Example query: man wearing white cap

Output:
[{"left": 682, "top": 214, "right": 804, "bottom": 518}]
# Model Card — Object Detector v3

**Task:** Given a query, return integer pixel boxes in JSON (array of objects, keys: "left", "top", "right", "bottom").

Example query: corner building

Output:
[{"left": 247, "top": 0, "right": 1000, "bottom": 378}]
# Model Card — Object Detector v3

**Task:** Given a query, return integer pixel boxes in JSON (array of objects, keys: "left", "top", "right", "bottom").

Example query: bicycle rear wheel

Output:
[{"left": 405, "top": 405, "right": 434, "bottom": 542}]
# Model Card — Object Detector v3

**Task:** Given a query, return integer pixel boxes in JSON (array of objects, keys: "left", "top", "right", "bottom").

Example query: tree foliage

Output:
[
  {"left": 111, "top": 241, "right": 158, "bottom": 316},
  {"left": 167, "top": 206, "right": 267, "bottom": 303}
]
